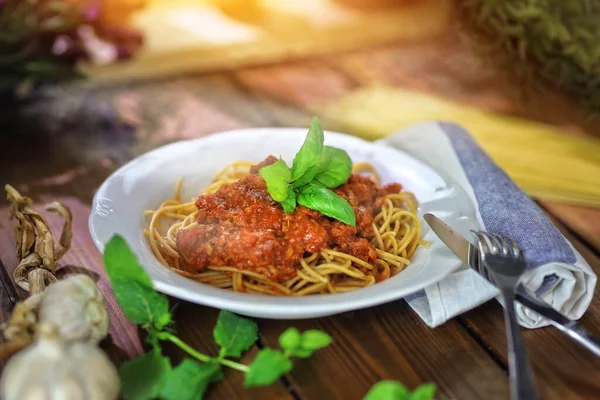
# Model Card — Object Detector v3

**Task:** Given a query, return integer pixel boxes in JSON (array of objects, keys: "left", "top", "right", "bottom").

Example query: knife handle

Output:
[{"left": 515, "top": 288, "right": 600, "bottom": 358}]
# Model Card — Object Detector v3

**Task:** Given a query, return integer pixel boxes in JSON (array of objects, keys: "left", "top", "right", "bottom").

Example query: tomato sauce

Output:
[{"left": 176, "top": 157, "right": 402, "bottom": 282}]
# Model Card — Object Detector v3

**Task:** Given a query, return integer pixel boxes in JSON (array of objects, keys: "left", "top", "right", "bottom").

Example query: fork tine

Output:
[
  {"left": 505, "top": 236, "right": 522, "bottom": 258},
  {"left": 494, "top": 234, "right": 511, "bottom": 256},
  {"left": 473, "top": 231, "right": 490, "bottom": 259},
  {"left": 471, "top": 232, "right": 494, "bottom": 281},
  {"left": 490, "top": 233, "right": 505, "bottom": 255},
  {"left": 480, "top": 232, "right": 499, "bottom": 254}
]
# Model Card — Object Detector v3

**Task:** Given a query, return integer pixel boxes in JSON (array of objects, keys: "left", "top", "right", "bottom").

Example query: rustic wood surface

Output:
[{"left": 1, "top": 25, "right": 600, "bottom": 400}]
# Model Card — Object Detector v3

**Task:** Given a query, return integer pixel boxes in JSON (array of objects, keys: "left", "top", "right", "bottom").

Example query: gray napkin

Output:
[{"left": 380, "top": 121, "right": 596, "bottom": 328}]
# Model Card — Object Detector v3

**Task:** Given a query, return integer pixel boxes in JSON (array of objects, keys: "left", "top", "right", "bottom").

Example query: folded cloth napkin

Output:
[{"left": 379, "top": 121, "right": 596, "bottom": 329}]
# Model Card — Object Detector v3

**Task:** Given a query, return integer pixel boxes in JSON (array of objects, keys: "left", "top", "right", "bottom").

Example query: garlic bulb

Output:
[
  {"left": 0, "top": 324, "right": 119, "bottom": 400},
  {"left": 38, "top": 274, "right": 109, "bottom": 344}
]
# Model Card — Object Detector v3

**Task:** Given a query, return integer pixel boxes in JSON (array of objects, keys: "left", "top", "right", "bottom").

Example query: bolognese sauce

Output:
[{"left": 176, "top": 156, "right": 402, "bottom": 282}]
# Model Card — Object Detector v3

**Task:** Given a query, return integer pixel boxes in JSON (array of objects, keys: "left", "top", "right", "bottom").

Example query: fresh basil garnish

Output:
[
  {"left": 259, "top": 158, "right": 291, "bottom": 202},
  {"left": 290, "top": 117, "right": 324, "bottom": 182},
  {"left": 291, "top": 143, "right": 333, "bottom": 189},
  {"left": 259, "top": 117, "right": 356, "bottom": 226},
  {"left": 280, "top": 185, "right": 297, "bottom": 213},
  {"left": 313, "top": 146, "right": 352, "bottom": 188},
  {"left": 297, "top": 182, "right": 356, "bottom": 227}
]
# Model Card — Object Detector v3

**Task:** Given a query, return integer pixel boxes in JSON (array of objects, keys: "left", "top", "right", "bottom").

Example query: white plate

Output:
[{"left": 89, "top": 128, "right": 478, "bottom": 319}]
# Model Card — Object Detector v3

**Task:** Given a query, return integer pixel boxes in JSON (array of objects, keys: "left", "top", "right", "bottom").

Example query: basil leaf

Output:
[
  {"left": 409, "top": 383, "right": 437, "bottom": 400},
  {"left": 291, "top": 144, "right": 333, "bottom": 188},
  {"left": 316, "top": 145, "right": 335, "bottom": 173},
  {"left": 289, "top": 348, "right": 313, "bottom": 358},
  {"left": 279, "top": 328, "right": 332, "bottom": 358},
  {"left": 104, "top": 236, "right": 171, "bottom": 330},
  {"left": 314, "top": 147, "right": 352, "bottom": 188},
  {"left": 280, "top": 185, "right": 297, "bottom": 213},
  {"left": 110, "top": 279, "right": 171, "bottom": 330},
  {"left": 297, "top": 183, "right": 356, "bottom": 227},
  {"left": 299, "top": 330, "right": 332, "bottom": 352},
  {"left": 290, "top": 117, "right": 324, "bottom": 182},
  {"left": 278, "top": 327, "right": 301, "bottom": 352},
  {"left": 214, "top": 310, "right": 258, "bottom": 358},
  {"left": 244, "top": 349, "right": 293, "bottom": 387},
  {"left": 104, "top": 235, "right": 153, "bottom": 287},
  {"left": 363, "top": 381, "right": 410, "bottom": 400},
  {"left": 291, "top": 164, "right": 318, "bottom": 188},
  {"left": 120, "top": 350, "right": 171, "bottom": 400},
  {"left": 159, "top": 359, "right": 223, "bottom": 400},
  {"left": 260, "top": 159, "right": 291, "bottom": 202}
]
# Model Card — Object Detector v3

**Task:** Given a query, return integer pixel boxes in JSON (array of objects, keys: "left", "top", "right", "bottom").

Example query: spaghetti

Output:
[{"left": 144, "top": 161, "right": 427, "bottom": 296}]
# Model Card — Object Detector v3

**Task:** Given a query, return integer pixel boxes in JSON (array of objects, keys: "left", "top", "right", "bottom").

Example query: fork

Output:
[{"left": 472, "top": 231, "right": 539, "bottom": 400}]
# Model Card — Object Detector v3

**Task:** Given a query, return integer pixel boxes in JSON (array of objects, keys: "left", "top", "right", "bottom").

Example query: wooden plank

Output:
[
  {"left": 234, "top": 62, "right": 357, "bottom": 109},
  {"left": 459, "top": 214, "right": 600, "bottom": 399},
  {"left": 162, "top": 302, "right": 293, "bottom": 400},
  {"left": 0, "top": 260, "right": 18, "bottom": 307},
  {"left": 257, "top": 300, "right": 508, "bottom": 400},
  {"left": 541, "top": 202, "right": 600, "bottom": 252},
  {"left": 0, "top": 260, "right": 16, "bottom": 370},
  {"left": 0, "top": 294, "right": 12, "bottom": 370},
  {"left": 0, "top": 198, "right": 144, "bottom": 366}
]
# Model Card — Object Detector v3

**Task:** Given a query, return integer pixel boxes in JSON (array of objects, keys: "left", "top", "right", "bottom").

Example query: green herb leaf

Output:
[
  {"left": 297, "top": 183, "right": 356, "bottom": 227},
  {"left": 364, "top": 381, "right": 410, "bottom": 400},
  {"left": 159, "top": 359, "right": 223, "bottom": 400},
  {"left": 260, "top": 159, "right": 291, "bottom": 202},
  {"left": 103, "top": 236, "right": 171, "bottom": 330},
  {"left": 291, "top": 163, "right": 318, "bottom": 188},
  {"left": 279, "top": 327, "right": 301, "bottom": 352},
  {"left": 291, "top": 117, "right": 324, "bottom": 182},
  {"left": 314, "top": 147, "right": 352, "bottom": 188},
  {"left": 289, "top": 348, "right": 313, "bottom": 358},
  {"left": 279, "top": 328, "right": 332, "bottom": 358},
  {"left": 214, "top": 310, "right": 259, "bottom": 358},
  {"left": 104, "top": 235, "right": 153, "bottom": 287},
  {"left": 409, "top": 383, "right": 436, "bottom": 400},
  {"left": 280, "top": 185, "right": 297, "bottom": 213},
  {"left": 298, "top": 330, "right": 332, "bottom": 354},
  {"left": 316, "top": 145, "right": 335, "bottom": 173},
  {"left": 120, "top": 350, "right": 171, "bottom": 400},
  {"left": 111, "top": 280, "right": 171, "bottom": 329},
  {"left": 244, "top": 349, "right": 293, "bottom": 387},
  {"left": 292, "top": 143, "right": 335, "bottom": 188}
]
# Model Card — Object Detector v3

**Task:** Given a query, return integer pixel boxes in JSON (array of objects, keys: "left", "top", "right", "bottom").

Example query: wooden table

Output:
[{"left": 1, "top": 37, "right": 600, "bottom": 399}]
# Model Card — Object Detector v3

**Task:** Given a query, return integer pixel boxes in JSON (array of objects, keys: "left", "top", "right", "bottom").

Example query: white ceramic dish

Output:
[{"left": 89, "top": 127, "right": 479, "bottom": 319}]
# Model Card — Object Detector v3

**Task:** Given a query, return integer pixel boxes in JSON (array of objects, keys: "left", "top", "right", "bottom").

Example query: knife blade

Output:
[{"left": 424, "top": 213, "right": 600, "bottom": 358}]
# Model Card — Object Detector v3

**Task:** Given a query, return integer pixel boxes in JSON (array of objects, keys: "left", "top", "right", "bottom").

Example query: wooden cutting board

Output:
[{"left": 83, "top": 0, "right": 453, "bottom": 84}]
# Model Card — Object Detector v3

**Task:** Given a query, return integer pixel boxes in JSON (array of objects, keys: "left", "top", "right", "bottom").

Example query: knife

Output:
[{"left": 424, "top": 213, "right": 600, "bottom": 358}]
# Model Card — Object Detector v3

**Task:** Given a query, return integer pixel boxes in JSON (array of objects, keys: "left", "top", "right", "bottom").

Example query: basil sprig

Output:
[
  {"left": 104, "top": 236, "right": 333, "bottom": 400},
  {"left": 259, "top": 117, "right": 356, "bottom": 226}
]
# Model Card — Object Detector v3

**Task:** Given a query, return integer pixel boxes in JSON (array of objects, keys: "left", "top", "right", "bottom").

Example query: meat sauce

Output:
[{"left": 176, "top": 156, "right": 402, "bottom": 282}]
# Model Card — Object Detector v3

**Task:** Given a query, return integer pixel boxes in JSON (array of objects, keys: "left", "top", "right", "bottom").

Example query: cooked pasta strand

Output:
[{"left": 144, "top": 161, "right": 427, "bottom": 295}]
